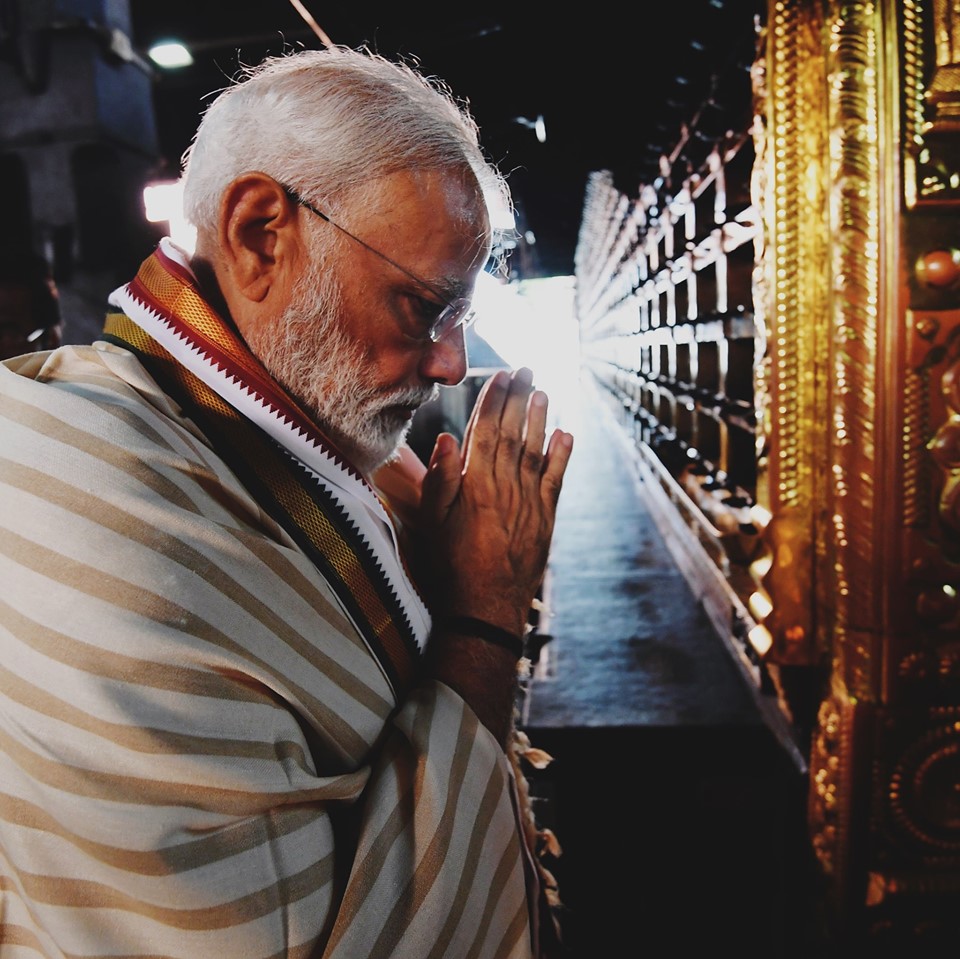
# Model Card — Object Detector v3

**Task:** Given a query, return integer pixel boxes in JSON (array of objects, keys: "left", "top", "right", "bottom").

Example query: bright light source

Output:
[
  {"left": 148, "top": 41, "right": 193, "bottom": 69},
  {"left": 143, "top": 180, "right": 196, "bottom": 254},
  {"left": 748, "top": 589, "right": 773, "bottom": 620},
  {"left": 471, "top": 274, "right": 581, "bottom": 430},
  {"left": 513, "top": 114, "right": 547, "bottom": 144},
  {"left": 747, "top": 624, "right": 773, "bottom": 657},
  {"left": 749, "top": 551, "right": 773, "bottom": 579}
]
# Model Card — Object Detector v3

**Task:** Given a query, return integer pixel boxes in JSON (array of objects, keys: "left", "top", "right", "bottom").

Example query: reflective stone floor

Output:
[{"left": 523, "top": 374, "right": 760, "bottom": 730}]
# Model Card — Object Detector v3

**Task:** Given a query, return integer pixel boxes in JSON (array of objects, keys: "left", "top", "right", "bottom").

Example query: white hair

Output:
[{"left": 180, "top": 44, "right": 510, "bottom": 243}]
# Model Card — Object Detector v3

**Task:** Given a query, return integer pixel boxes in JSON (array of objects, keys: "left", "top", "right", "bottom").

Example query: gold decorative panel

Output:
[{"left": 574, "top": 0, "right": 960, "bottom": 947}]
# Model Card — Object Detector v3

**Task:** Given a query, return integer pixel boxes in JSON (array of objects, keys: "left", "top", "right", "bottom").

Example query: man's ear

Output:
[{"left": 218, "top": 173, "right": 299, "bottom": 304}]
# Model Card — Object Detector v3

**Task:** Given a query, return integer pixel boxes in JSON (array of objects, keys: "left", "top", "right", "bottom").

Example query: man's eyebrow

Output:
[
  {"left": 406, "top": 273, "right": 467, "bottom": 302},
  {"left": 436, "top": 277, "right": 469, "bottom": 300}
]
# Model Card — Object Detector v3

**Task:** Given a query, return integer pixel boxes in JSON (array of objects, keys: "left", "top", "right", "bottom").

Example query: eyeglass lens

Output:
[{"left": 430, "top": 298, "right": 475, "bottom": 342}]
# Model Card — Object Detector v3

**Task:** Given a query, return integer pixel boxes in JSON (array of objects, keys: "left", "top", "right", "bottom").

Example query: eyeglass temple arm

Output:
[{"left": 281, "top": 184, "right": 455, "bottom": 304}]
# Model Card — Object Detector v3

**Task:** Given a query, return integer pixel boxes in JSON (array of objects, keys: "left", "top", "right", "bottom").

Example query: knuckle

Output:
[
  {"left": 472, "top": 434, "right": 497, "bottom": 457},
  {"left": 498, "top": 432, "right": 523, "bottom": 455},
  {"left": 522, "top": 448, "right": 544, "bottom": 472}
]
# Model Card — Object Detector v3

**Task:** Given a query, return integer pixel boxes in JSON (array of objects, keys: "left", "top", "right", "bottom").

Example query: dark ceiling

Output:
[{"left": 129, "top": 1, "right": 764, "bottom": 278}]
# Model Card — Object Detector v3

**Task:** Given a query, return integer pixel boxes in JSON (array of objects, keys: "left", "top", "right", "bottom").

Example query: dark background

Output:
[{"left": 128, "top": 1, "right": 764, "bottom": 278}]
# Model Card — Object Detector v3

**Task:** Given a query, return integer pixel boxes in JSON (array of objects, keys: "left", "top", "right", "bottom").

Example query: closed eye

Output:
[{"left": 407, "top": 293, "right": 445, "bottom": 334}]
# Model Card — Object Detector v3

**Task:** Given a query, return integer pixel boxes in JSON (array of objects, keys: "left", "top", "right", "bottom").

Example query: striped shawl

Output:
[{"left": 0, "top": 243, "right": 543, "bottom": 958}]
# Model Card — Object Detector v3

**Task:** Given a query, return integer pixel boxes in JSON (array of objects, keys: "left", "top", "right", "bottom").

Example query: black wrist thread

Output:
[{"left": 442, "top": 615, "right": 525, "bottom": 659}]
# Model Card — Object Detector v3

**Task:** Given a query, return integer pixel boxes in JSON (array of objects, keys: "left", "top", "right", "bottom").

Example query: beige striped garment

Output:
[{"left": 0, "top": 344, "right": 537, "bottom": 958}]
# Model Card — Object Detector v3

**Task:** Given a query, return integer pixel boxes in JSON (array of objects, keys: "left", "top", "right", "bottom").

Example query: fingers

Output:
[
  {"left": 463, "top": 367, "right": 537, "bottom": 474},
  {"left": 541, "top": 427, "right": 574, "bottom": 508},
  {"left": 415, "top": 367, "right": 574, "bottom": 625},
  {"left": 519, "top": 389, "right": 549, "bottom": 482},
  {"left": 460, "top": 369, "right": 508, "bottom": 460},
  {"left": 460, "top": 367, "right": 575, "bottom": 498},
  {"left": 493, "top": 369, "right": 536, "bottom": 474},
  {"left": 420, "top": 432, "right": 462, "bottom": 525}
]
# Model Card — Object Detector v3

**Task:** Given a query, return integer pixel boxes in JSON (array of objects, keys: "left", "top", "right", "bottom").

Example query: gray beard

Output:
[{"left": 247, "top": 258, "right": 437, "bottom": 475}]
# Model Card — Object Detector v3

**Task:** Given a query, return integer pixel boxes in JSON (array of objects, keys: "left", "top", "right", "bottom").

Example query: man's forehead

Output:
[
  {"left": 357, "top": 169, "right": 488, "bottom": 227},
  {"left": 348, "top": 170, "right": 491, "bottom": 272}
]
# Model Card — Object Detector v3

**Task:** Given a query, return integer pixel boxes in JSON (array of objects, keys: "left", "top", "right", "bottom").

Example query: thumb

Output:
[{"left": 420, "top": 431, "right": 462, "bottom": 526}]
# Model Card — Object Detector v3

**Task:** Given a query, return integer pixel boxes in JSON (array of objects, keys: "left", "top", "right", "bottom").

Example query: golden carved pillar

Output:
[{"left": 761, "top": 0, "right": 960, "bottom": 945}]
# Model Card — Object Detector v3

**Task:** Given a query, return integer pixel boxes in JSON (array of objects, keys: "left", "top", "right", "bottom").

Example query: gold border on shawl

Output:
[
  {"left": 103, "top": 313, "right": 416, "bottom": 697},
  {"left": 136, "top": 256, "right": 285, "bottom": 385}
]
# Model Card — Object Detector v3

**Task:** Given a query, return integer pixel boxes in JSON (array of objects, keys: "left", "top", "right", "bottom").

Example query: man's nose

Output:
[{"left": 418, "top": 325, "right": 468, "bottom": 386}]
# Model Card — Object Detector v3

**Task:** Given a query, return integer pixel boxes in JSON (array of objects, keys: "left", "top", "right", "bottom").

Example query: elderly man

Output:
[{"left": 0, "top": 46, "right": 572, "bottom": 958}]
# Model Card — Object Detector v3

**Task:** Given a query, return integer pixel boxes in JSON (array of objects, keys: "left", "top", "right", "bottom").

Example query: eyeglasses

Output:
[{"left": 281, "top": 184, "right": 477, "bottom": 343}]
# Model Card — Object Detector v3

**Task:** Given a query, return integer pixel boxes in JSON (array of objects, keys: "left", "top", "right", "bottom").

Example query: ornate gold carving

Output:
[
  {"left": 573, "top": 0, "right": 960, "bottom": 941},
  {"left": 904, "top": 316, "right": 935, "bottom": 528},
  {"left": 906, "top": 0, "right": 960, "bottom": 203},
  {"left": 809, "top": 686, "right": 865, "bottom": 889},
  {"left": 809, "top": 692, "right": 843, "bottom": 877},
  {"left": 886, "top": 708, "right": 960, "bottom": 859},
  {"left": 899, "top": 349, "right": 960, "bottom": 739},
  {"left": 825, "top": 2, "right": 885, "bottom": 699},
  {"left": 912, "top": 310, "right": 960, "bottom": 632},
  {"left": 902, "top": 0, "right": 927, "bottom": 209},
  {"left": 928, "top": 344, "right": 960, "bottom": 531},
  {"left": 757, "top": 0, "right": 828, "bottom": 662},
  {"left": 928, "top": 0, "right": 960, "bottom": 128},
  {"left": 905, "top": 308, "right": 960, "bottom": 670}
]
